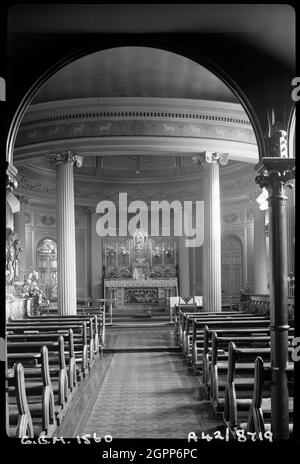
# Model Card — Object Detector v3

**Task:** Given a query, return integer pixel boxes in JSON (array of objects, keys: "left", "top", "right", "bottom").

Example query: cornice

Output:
[
  {"left": 14, "top": 97, "right": 258, "bottom": 165},
  {"left": 14, "top": 136, "right": 258, "bottom": 165},
  {"left": 21, "top": 97, "right": 252, "bottom": 126}
]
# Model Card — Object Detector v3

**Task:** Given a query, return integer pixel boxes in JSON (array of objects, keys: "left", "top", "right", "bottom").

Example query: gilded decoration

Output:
[{"left": 103, "top": 234, "right": 176, "bottom": 281}]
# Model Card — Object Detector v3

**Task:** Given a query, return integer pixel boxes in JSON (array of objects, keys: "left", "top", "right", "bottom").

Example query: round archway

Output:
[{"left": 7, "top": 44, "right": 263, "bottom": 165}]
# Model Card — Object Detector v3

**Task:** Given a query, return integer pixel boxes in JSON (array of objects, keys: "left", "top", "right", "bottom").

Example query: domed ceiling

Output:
[
  {"left": 33, "top": 47, "right": 238, "bottom": 104},
  {"left": 14, "top": 46, "right": 259, "bottom": 204}
]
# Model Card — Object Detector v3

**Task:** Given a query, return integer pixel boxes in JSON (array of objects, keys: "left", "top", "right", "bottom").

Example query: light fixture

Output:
[{"left": 256, "top": 188, "right": 269, "bottom": 211}]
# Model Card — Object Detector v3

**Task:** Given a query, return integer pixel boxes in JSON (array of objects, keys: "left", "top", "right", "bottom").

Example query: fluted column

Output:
[
  {"left": 193, "top": 152, "right": 228, "bottom": 312},
  {"left": 253, "top": 205, "right": 268, "bottom": 294},
  {"left": 178, "top": 236, "right": 190, "bottom": 297},
  {"left": 49, "top": 152, "right": 83, "bottom": 315}
]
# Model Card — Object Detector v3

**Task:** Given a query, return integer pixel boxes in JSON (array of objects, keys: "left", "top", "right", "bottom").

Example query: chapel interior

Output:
[{"left": 5, "top": 4, "right": 296, "bottom": 444}]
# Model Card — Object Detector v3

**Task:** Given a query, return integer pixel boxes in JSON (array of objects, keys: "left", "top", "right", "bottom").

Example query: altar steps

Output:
[{"left": 110, "top": 317, "right": 171, "bottom": 326}]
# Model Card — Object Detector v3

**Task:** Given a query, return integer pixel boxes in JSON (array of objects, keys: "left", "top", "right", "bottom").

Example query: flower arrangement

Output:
[
  {"left": 120, "top": 246, "right": 129, "bottom": 256},
  {"left": 163, "top": 267, "right": 175, "bottom": 277},
  {"left": 164, "top": 248, "right": 173, "bottom": 258},
  {"left": 106, "top": 246, "right": 116, "bottom": 255},
  {"left": 20, "top": 271, "right": 50, "bottom": 307},
  {"left": 152, "top": 247, "right": 161, "bottom": 257}
]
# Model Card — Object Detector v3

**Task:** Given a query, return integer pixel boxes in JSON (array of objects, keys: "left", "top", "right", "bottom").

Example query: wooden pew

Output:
[
  {"left": 175, "top": 307, "right": 243, "bottom": 344},
  {"left": 6, "top": 312, "right": 105, "bottom": 438},
  {"left": 7, "top": 322, "right": 89, "bottom": 379},
  {"left": 244, "top": 356, "right": 294, "bottom": 436},
  {"left": 24, "top": 313, "right": 105, "bottom": 350},
  {"left": 9, "top": 314, "right": 103, "bottom": 360},
  {"left": 6, "top": 316, "right": 100, "bottom": 437},
  {"left": 185, "top": 316, "right": 270, "bottom": 362},
  {"left": 199, "top": 325, "right": 287, "bottom": 392},
  {"left": 174, "top": 304, "right": 198, "bottom": 338},
  {"left": 7, "top": 320, "right": 92, "bottom": 374},
  {"left": 200, "top": 324, "right": 294, "bottom": 380},
  {"left": 177, "top": 310, "right": 253, "bottom": 349},
  {"left": 6, "top": 363, "right": 35, "bottom": 438},
  {"left": 209, "top": 331, "right": 293, "bottom": 412},
  {"left": 7, "top": 328, "right": 79, "bottom": 391},
  {"left": 7, "top": 346, "right": 58, "bottom": 437},
  {"left": 223, "top": 342, "right": 294, "bottom": 436},
  {"left": 7, "top": 335, "right": 71, "bottom": 423}
]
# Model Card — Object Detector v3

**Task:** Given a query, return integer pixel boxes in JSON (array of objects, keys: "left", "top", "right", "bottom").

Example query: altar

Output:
[
  {"left": 104, "top": 278, "right": 178, "bottom": 311},
  {"left": 102, "top": 230, "right": 178, "bottom": 312}
]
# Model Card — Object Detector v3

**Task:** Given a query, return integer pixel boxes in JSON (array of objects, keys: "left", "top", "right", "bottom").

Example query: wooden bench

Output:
[
  {"left": 7, "top": 321, "right": 90, "bottom": 377},
  {"left": 6, "top": 309, "right": 109, "bottom": 438},
  {"left": 242, "top": 356, "right": 294, "bottom": 436},
  {"left": 7, "top": 335, "right": 72, "bottom": 424},
  {"left": 177, "top": 310, "right": 255, "bottom": 349},
  {"left": 6, "top": 319, "right": 97, "bottom": 437},
  {"left": 7, "top": 346, "right": 59, "bottom": 437},
  {"left": 7, "top": 328, "right": 80, "bottom": 389},
  {"left": 9, "top": 313, "right": 104, "bottom": 356},
  {"left": 7, "top": 318, "right": 97, "bottom": 370},
  {"left": 25, "top": 312, "right": 106, "bottom": 347},
  {"left": 199, "top": 325, "right": 290, "bottom": 392},
  {"left": 185, "top": 316, "right": 270, "bottom": 362},
  {"left": 224, "top": 342, "right": 294, "bottom": 436},
  {"left": 209, "top": 330, "right": 292, "bottom": 412},
  {"left": 6, "top": 363, "right": 35, "bottom": 438},
  {"left": 175, "top": 306, "right": 242, "bottom": 343},
  {"left": 177, "top": 310, "right": 245, "bottom": 348}
]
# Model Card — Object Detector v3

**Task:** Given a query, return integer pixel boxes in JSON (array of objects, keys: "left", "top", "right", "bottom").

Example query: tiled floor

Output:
[{"left": 82, "top": 327, "right": 223, "bottom": 439}]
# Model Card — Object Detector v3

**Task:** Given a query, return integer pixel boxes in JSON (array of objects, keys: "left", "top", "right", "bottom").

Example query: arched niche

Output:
[{"left": 36, "top": 238, "right": 57, "bottom": 301}]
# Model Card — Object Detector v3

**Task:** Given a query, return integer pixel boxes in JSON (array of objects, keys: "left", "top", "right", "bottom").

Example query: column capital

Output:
[
  {"left": 48, "top": 151, "right": 84, "bottom": 167},
  {"left": 192, "top": 152, "right": 228, "bottom": 167},
  {"left": 255, "top": 157, "right": 295, "bottom": 200},
  {"left": 6, "top": 161, "right": 18, "bottom": 192}
]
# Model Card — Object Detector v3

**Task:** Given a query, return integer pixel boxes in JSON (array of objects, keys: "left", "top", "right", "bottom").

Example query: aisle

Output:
[{"left": 81, "top": 327, "right": 223, "bottom": 439}]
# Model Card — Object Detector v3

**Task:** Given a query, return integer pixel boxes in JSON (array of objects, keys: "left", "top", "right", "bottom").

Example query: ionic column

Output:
[
  {"left": 193, "top": 152, "right": 228, "bottom": 312},
  {"left": 49, "top": 152, "right": 83, "bottom": 315},
  {"left": 253, "top": 205, "right": 268, "bottom": 294},
  {"left": 255, "top": 131, "right": 295, "bottom": 440},
  {"left": 178, "top": 236, "right": 190, "bottom": 298}
]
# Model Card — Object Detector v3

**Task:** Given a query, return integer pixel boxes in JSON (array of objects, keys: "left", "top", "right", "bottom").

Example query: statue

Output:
[
  {"left": 13, "top": 239, "right": 23, "bottom": 281},
  {"left": 6, "top": 228, "right": 24, "bottom": 287},
  {"left": 6, "top": 228, "right": 15, "bottom": 287}
]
